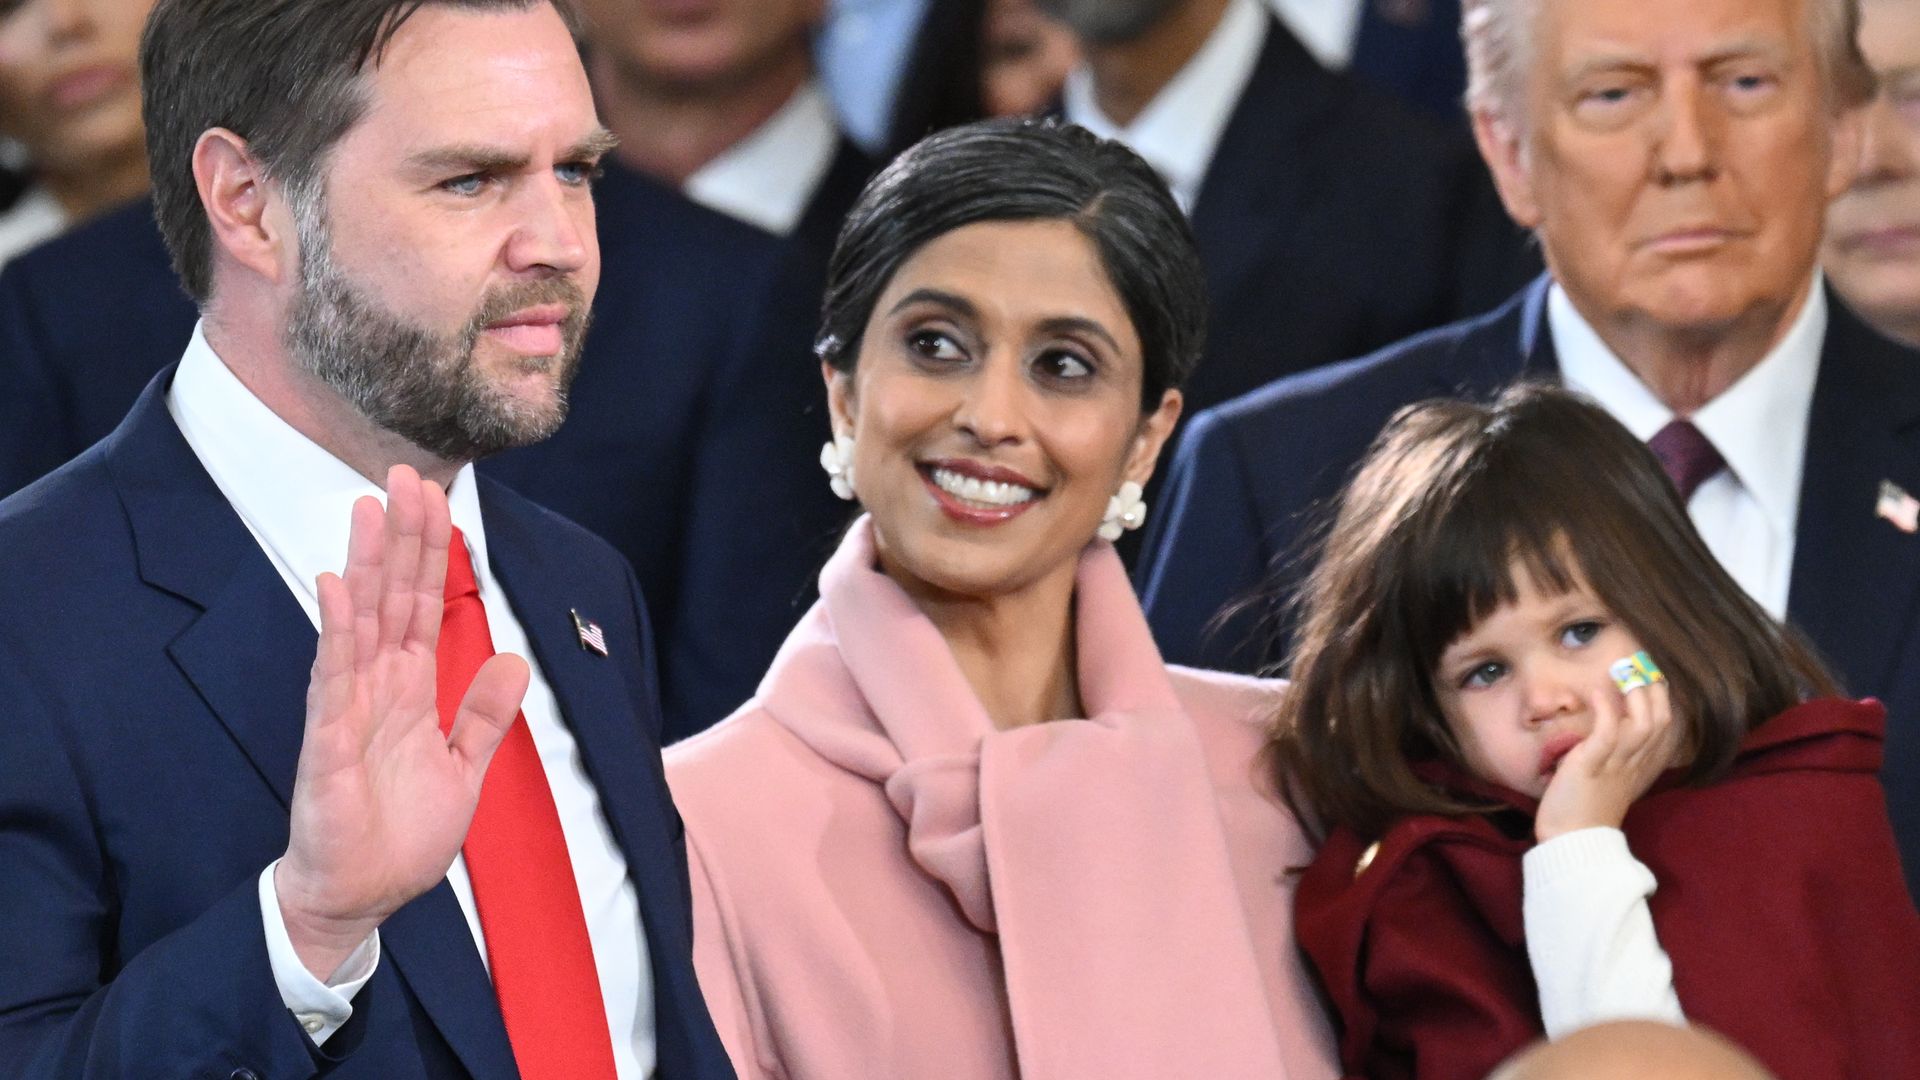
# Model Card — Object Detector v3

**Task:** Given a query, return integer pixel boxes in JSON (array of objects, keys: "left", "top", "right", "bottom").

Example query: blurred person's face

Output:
[
  {"left": 1475, "top": 0, "right": 1855, "bottom": 341},
  {"left": 579, "top": 0, "right": 822, "bottom": 92},
  {"left": 0, "top": 0, "right": 154, "bottom": 174},
  {"left": 1823, "top": 0, "right": 1920, "bottom": 346},
  {"left": 826, "top": 219, "right": 1179, "bottom": 606},
  {"left": 982, "top": 0, "right": 1079, "bottom": 117},
  {"left": 1031, "top": 0, "right": 1181, "bottom": 47},
  {"left": 282, "top": 3, "right": 606, "bottom": 463}
]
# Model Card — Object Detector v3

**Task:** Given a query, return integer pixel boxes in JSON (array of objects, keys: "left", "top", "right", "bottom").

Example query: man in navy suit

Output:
[
  {"left": 1039, "top": 0, "right": 1538, "bottom": 424},
  {"left": 1138, "top": 0, "right": 1920, "bottom": 900},
  {"left": 0, "top": 0, "right": 735, "bottom": 1076},
  {"left": 0, "top": 73, "right": 847, "bottom": 747}
]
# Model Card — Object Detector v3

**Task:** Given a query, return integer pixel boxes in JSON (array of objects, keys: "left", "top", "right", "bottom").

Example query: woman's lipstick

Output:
[{"left": 919, "top": 459, "right": 1042, "bottom": 527}]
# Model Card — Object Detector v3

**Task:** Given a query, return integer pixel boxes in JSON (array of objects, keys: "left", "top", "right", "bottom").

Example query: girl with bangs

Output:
[{"left": 1273, "top": 383, "right": 1920, "bottom": 1080}]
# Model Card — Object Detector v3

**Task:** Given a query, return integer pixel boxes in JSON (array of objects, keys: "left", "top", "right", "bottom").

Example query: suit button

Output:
[{"left": 230, "top": 1070, "right": 260, "bottom": 1080}]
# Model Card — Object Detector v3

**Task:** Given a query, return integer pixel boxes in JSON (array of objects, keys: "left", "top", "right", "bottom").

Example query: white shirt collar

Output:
[
  {"left": 1061, "top": 0, "right": 1268, "bottom": 212},
  {"left": 683, "top": 80, "right": 841, "bottom": 237},
  {"left": 1265, "top": 0, "right": 1361, "bottom": 69},
  {"left": 1552, "top": 275, "right": 1826, "bottom": 535},
  {"left": 0, "top": 186, "right": 68, "bottom": 271},
  {"left": 164, "top": 322, "right": 494, "bottom": 626}
]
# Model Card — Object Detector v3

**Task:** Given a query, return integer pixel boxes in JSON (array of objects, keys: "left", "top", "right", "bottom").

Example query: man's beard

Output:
[
  {"left": 283, "top": 202, "right": 592, "bottom": 464},
  {"left": 1032, "top": 0, "right": 1183, "bottom": 45}
]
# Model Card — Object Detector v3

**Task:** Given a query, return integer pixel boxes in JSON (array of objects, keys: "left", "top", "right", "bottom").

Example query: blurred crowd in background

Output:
[{"left": 2, "top": 0, "right": 1918, "bottom": 735}]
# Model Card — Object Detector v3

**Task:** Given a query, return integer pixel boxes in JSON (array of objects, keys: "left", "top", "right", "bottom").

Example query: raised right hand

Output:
[{"left": 274, "top": 465, "right": 529, "bottom": 980}]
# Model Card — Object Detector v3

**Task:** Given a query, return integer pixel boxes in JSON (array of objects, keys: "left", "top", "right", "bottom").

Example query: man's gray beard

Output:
[
  {"left": 283, "top": 200, "right": 592, "bottom": 464},
  {"left": 1032, "top": 0, "right": 1184, "bottom": 45}
]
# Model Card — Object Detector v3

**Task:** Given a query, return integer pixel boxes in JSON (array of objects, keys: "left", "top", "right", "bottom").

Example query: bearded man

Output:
[{"left": 0, "top": 0, "right": 736, "bottom": 1077}]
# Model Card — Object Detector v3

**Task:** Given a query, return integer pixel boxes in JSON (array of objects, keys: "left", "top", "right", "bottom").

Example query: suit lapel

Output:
[
  {"left": 109, "top": 371, "right": 315, "bottom": 810},
  {"left": 479, "top": 488, "right": 708, "bottom": 1065},
  {"left": 1789, "top": 299, "right": 1920, "bottom": 698},
  {"left": 107, "top": 372, "right": 523, "bottom": 1080},
  {"left": 1421, "top": 274, "right": 1558, "bottom": 399},
  {"left": 1187, "top": 17, "right": 1328, "bottom": 317}
]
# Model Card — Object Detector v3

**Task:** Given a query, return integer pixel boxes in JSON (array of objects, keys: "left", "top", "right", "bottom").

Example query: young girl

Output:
[{"left": 1273, "top": 384, "right": 1920, "bottom": 1080}]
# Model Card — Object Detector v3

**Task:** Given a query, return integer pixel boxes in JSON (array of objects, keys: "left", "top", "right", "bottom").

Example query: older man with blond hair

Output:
[{"left": 1140, "top": 0, "right": 1920, "bottom": 903}]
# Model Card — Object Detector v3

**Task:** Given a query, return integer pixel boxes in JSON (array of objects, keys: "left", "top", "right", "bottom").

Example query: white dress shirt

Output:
[
  {"left": 1061, "top": 0, "right": 1268, "bottom": 213},
  {"left": 165, "top": 325, "right": 656, "bottom": 1078},
  {"left": 1553, "top": 277, "right": 1826, "bottom": 619},
  {"left": 1267, "top": 0, "right": 1364, "bottom": 69},
  {"left": 684, "top": 80, "right": 840, "bottom": 237},
  {"left": 0, "top": 186, "right": 66, "bottom": 271}
]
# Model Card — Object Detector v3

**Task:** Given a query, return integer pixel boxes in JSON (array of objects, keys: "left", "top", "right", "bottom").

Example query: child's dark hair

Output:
[{"left": 1270, "top": 383, "right": 1838, "bottom": 840}]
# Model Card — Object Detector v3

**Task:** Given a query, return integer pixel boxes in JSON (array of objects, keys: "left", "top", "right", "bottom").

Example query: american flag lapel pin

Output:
[
  {"left": 570, "top": 609, "right": 609, "bottom": 656},
  {"left": 1876, "top": 480, "right": 1920, "bottom": 535}
]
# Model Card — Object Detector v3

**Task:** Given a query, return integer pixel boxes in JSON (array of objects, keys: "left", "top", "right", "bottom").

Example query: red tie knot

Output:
[{"left": 445, "top": 525, "right": 481, "bottom": 602}]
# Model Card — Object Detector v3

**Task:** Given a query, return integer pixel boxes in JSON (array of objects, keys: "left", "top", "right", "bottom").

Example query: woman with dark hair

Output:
[
  {"left": 0, "top": 0, "right": 155, "bottom": 268},
  {"left": 663, "top": 118, "right": 1338, "bottom": 1080}
]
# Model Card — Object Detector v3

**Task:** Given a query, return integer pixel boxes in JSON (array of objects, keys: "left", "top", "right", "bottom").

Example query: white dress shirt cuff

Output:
[
  {"left": 258, "top": 860, "right": 380, "bottom": 1046},
  {"left": 1523, "top": 827, "right": 1687, "bottom": 1038}
]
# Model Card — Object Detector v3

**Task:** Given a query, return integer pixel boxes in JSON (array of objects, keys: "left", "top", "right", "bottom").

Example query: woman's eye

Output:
[
  {"left": 907, "top": 330, "right": 965, "bottom": 362},
  {"left": 1460, "top": 661, "right": 1506, "bottom": 689},
  {"left": 1561, "top": 621, "right": 1602, "bottom": 648},
  {"left": 1037, "top": 350, "right": 1093, "bottom": 380}
]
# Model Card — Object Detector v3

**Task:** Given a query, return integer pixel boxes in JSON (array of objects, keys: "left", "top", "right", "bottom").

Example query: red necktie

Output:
[
  {"left": 1648, "top": 419, "right": 1727, "bottom": 504},
  {"left": 438, "top": 527, "right": 619, "bottom": 1080}
]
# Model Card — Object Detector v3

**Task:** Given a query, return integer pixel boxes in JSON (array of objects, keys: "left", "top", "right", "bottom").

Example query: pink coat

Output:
[{"left": 664, "top": 518, "right": 1339, "bottom": 1080}]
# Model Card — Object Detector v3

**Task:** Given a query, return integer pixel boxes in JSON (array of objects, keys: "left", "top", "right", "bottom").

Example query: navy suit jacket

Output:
[
  {"left": 1349, "top": 0, "right": 1468, "bottom": 121},
  {"left": 1175, "top": 14, "right": 1537, "bottom": 421},
  {"left": 0, "top": 164, "right": 848, "bottom": 740},
  {"left": 0, "top": 370, "right": 736, "bottom": 1079},
  {"left": 1138, "top": 276, "right": 1920, "bottom": 900}
]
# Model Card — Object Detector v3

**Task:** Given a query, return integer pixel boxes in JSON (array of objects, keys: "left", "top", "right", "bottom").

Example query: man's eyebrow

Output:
[
  {"left": 406, "top": 129, "right": 619, "bottom": 174},
  {"left": 566, "top": 129, "right": 621, "bottom": 160}
]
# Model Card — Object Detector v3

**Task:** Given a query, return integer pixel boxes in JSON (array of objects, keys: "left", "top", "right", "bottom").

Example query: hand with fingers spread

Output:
[
  {"left": 275, "top": 465, "right": 529, "bottom": 981},
  {"left": 1534, "top": 675, "right": 1687, "bottom": 843}
]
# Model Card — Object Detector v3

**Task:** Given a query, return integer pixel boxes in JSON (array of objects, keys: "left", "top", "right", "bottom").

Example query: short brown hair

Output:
[
  {"left": 140, "top": 0, "right": 584, "bottom": 303},
  {"left": 1270, "top": 383, "right": 1837, "bottom": 840}
]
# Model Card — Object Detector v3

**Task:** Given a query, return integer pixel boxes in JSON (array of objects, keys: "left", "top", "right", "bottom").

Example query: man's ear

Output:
[
  {"left": 1471, "top": 108, "right": 1542, "bottom": 230},
  {"left": 192, "top": 128, "right": 298, "bottom": 286}
]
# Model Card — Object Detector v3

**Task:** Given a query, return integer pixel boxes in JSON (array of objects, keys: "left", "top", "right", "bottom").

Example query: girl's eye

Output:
[
  {"left": 1561, "top": 620, "right": 1603, "bottom": 648},
  {"left": 1460, "top": 661, "right": 1507, "bottom": 690},
  {"left": 1036, "top": 349, "right": 1093, "bottom": 380},
  {"left": 907, "top": 330, "right": 966, "bottom": 362}
]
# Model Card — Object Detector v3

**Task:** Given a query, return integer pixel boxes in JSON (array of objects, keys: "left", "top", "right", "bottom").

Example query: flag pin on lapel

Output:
[
  {"left": 570, "top": 609, "right": 608, "bottom": 656},
  {"left": 1877, "top": 480, "right": 1919, "bottom": 534}
]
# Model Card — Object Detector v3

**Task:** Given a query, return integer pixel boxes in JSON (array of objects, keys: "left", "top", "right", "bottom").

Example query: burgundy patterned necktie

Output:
[{"left": 1648, "top": 419, "right": 1727, "bottom": 504}]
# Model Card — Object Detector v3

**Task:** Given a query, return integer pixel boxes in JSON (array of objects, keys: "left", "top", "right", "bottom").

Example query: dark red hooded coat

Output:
[{"left": 1296, "top": 698, "right": 1920, "bottom": 1080}]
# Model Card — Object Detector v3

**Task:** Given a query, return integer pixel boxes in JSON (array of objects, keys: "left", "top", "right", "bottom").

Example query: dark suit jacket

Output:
[
  {"left": 1349, "top": 0, "right": 1468, "bottom": 122},
  {"left": 1176, "top": 14, "right": 1536, "bottom": 421},
  {"left": 0, "top": 371, "right": 735, "bottom": 1079},
  {"left": 1138, "top": 274, "right": 1920, "bottom": 900},
  {"left": 0, "top": 165, "right": 849, "bottom": 740}
]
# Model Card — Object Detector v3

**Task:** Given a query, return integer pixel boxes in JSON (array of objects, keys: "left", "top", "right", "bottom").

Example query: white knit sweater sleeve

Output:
[{"left": 1522, "top": 826, "right": 1687, "bottom": 1037}]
